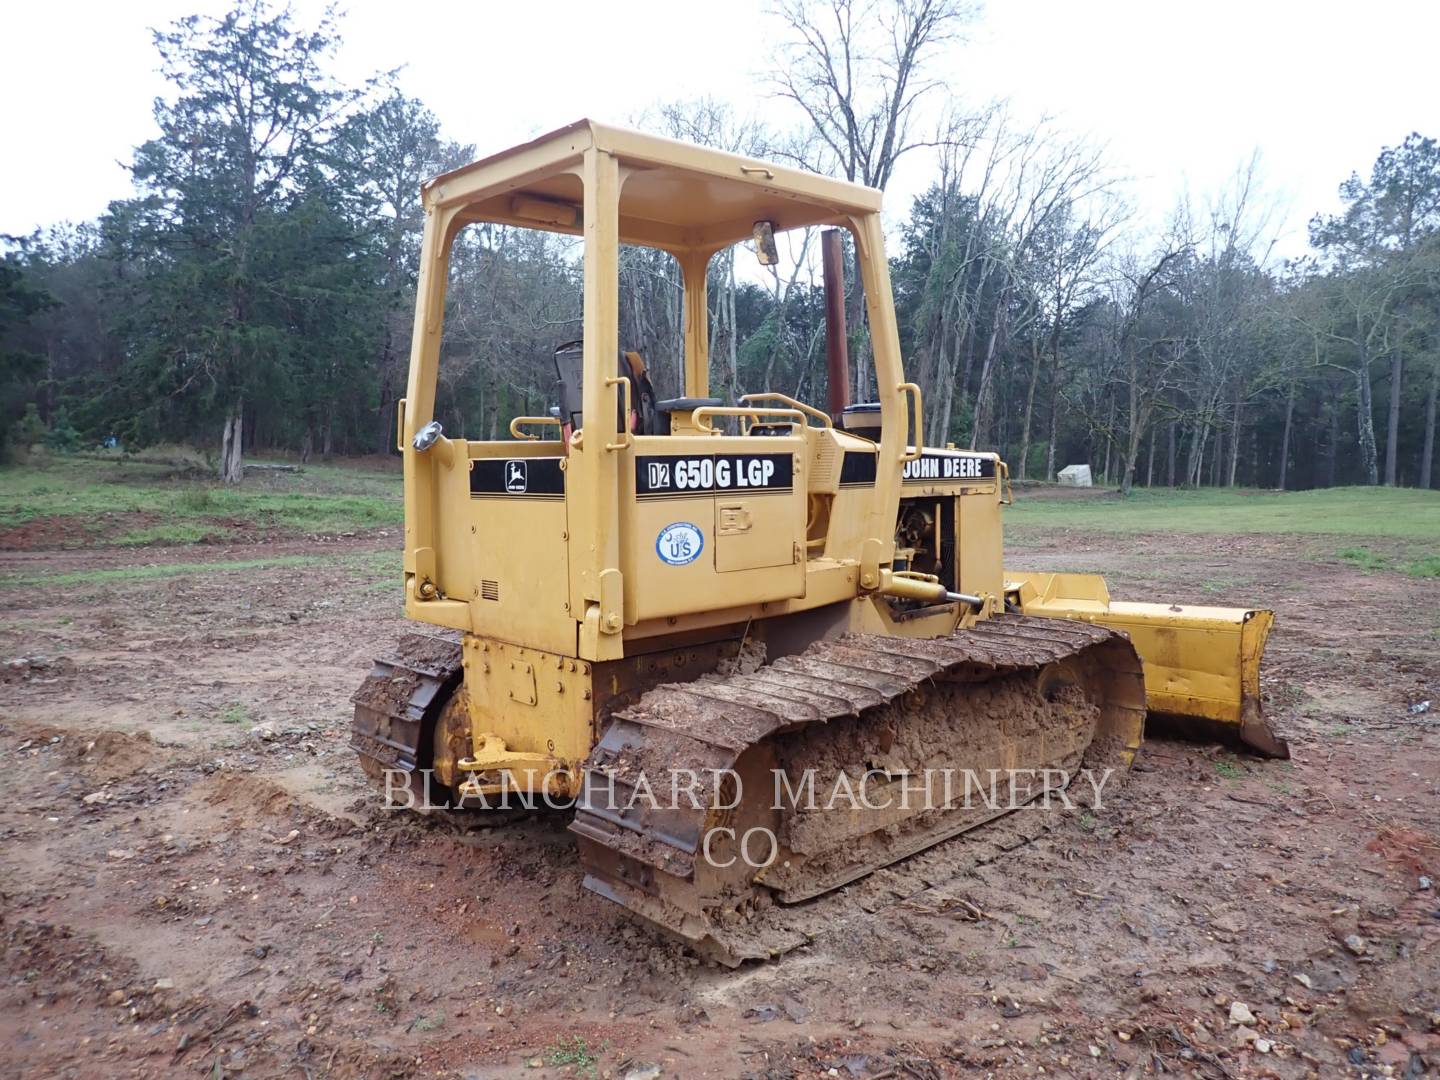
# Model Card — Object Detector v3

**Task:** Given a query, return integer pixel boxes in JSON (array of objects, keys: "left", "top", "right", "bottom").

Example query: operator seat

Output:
[
  {"left": 655, "top": 397, "right": 723, "bottom": 435},
  {"left": 553, "top": 340, "right": 659, "bottom": 438}
]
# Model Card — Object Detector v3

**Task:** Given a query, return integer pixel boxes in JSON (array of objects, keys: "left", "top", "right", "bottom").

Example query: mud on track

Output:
[{"left": 1, "top": 528, "right": 1437, "bottom": 1078}]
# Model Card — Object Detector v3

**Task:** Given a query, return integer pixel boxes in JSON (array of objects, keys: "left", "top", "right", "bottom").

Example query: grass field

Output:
[
  {"left": 1008, "top": 485, "right": 1439, "bottom": 538},
  {"left": 2, "top": 455, "right": 1435, "bottom": 575},
  {"left": 1, "top": 550, "right": 399, "bottom": 589},
  {"left": 1008, "top": 485, "right": 1440, "bottom": 576},
  {"left": 0, "top": 451, "right": 402, "bottom": 546}
]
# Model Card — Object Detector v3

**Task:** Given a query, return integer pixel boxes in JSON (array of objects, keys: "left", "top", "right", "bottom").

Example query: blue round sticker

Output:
[{"left": 656, "top": 522, "right": 704, "bottom": 566}]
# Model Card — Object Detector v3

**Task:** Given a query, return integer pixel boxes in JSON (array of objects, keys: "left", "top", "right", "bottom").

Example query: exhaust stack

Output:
[{"left": 822, "top": 229, "right": 850, "bottom": 418}]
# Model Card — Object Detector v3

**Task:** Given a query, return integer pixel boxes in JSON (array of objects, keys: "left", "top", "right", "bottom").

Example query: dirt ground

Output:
[{"left": 1, "top": 524, "right": 1437, "bottom": 1079}]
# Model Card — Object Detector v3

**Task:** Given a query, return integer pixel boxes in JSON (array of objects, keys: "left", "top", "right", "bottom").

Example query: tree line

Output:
[{"left": 1, "top": 0, "right": 1436, "bottom": 491}]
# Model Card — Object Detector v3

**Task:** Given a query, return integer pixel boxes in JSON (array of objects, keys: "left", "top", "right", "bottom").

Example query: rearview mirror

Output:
[{"left": 752, "top": 220, "right": 779, "bottom": 266}]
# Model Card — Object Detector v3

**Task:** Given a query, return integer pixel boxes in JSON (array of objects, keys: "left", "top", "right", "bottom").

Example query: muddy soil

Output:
[{"left": 1, "top": 528, "right": 1437, "bottom": 1079}]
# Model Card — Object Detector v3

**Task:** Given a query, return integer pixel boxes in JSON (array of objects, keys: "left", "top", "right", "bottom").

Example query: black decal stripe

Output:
[
  {"left": 470, "top": 494, "right": 565, "bottom": 501},
  {"left": 902, "top": 451, "right": 996, "bottom": 482},
  {"left": 841, "top": 450, "right": 996, "bottom": 485},
  {"left": 839, "top": 452, "right": 878, "bottom": 485},
  {"left": 635, "top": 453, "right": 794, "bottom": 496},
  {"left": 470, "top": 457, "right": 566, "bottom": 497}
]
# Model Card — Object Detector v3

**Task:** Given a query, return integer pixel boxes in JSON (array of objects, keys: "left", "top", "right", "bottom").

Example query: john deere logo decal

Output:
[
  {"left": 469, "top": 458, "right": 562, "bottom": 499},
  {"left": 656, "top": 522, "right": 703, "bottom": 566}
]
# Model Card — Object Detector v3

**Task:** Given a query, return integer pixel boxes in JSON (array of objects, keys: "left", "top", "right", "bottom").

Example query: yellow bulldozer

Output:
[{"left": 353, "top": 121, "right": 1285, "bottom": 964}]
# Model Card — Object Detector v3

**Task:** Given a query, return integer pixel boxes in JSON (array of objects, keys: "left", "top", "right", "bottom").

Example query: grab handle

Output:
[
  {"left": 604, "top": 376, "right": 632, "bottom": 451},
  {"left": 509, "top": 415, "right": 561, "bottom": 441},
  {"left": 898, "top": 383, "right": 924, "bottom": 463}
]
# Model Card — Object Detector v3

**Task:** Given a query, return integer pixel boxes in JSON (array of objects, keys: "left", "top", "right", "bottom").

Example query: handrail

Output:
[
  {"left": 998, "top": 460, "right": 1014, "bottom": 504},
  {"left": 739, "top": 392, "right": 833, "bottom": 429},
  {"left": 604, "top": 375, "right": 633, "bottom": 451},
  {"left": 898, "top": 383, "right": 924, "bottom": 463},
  {"left": 690, "top": 405, "right": 806, "bottom": 435},
  {"left": 508, "top": 415, "right": 562, "bottom": 441}
]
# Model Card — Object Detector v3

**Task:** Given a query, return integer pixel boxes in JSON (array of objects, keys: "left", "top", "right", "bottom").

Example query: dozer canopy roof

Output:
[{"left": 423, "top": 119, "right": 883, "bottom": 255}]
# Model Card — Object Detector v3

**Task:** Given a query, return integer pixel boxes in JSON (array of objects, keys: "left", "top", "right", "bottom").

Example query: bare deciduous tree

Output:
[{"left": 770, "top": 0, "right": 977, "bottom": 397}]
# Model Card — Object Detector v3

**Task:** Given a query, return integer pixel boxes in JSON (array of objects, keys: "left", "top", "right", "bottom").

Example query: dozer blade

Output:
[{"left": 1005, "top": 571, "right": 1287, "bottom": 758}]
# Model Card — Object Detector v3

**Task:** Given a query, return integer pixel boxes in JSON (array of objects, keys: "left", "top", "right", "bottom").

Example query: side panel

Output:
[
  {"left": 715, "top": 494, "right": 796, "bottom": 571},
  {"left": 440, "top": 443, "right": 575, "bottom": 655},
  {"left": 957, "top": 490, "right": 1004, "bottom": 601},
  {"left": 623, "top": 434, "right": 807, "bottom": 621}
]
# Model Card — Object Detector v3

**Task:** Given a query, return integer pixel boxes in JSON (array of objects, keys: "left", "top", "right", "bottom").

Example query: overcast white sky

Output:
[{"left": 3, "top": 0, "right": 1437, "bottom": 259}]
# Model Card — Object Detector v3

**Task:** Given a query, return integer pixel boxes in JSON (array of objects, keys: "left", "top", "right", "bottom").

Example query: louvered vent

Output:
[
  {"left": 810, "top": 438, "right": 840, "bottom": 488},
  {"left": 480, "top": 579, "right": 500, "bottom": 601}
]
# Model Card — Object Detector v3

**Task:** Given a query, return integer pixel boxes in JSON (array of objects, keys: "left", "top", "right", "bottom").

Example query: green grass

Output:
[
  {"left": 114, "top": 523, "right": 223, "bottom": 546},
  {"left": 1008, "top": 486, "right": 1439, "bottom": 540},
  {"left": 0, "top": 454, "right": 401, "bottom": 547},
  {"left": 0, "top": 550, "right": 397, "bottom": 589},
  {"left": 1407, "top": 554, "right": 1440, "bottom": 578},
  {"left": 1338, "top": 546, "right": 1391, "bottom": 571},
  {"left": 1213, "top": 760, "right": 1243, "bottom": 781},
  {"left": 220, "top": 703, "right": 254, "bottom": 725},
  {"left": 546, "top": 1036, "right": 601, "bottom": 1073},
  {"left": 1338, "top": 545, "right": 1440, "bottom": 578}
]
